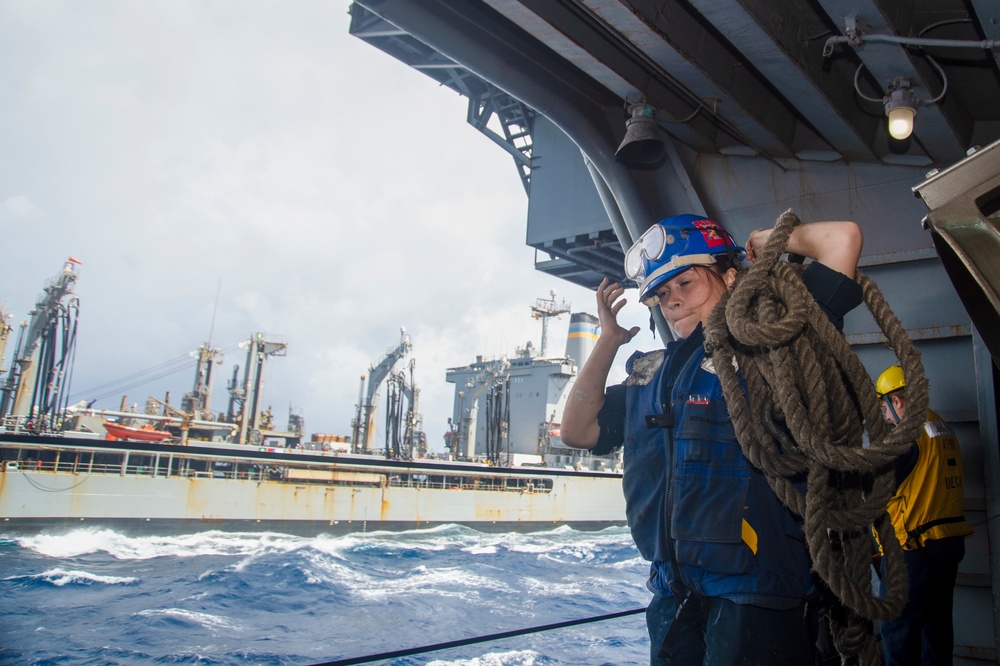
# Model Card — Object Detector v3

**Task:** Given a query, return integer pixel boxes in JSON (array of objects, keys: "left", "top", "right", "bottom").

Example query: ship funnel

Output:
[{"left": 564, "top": 313, "right": 599, "bottom": 369}]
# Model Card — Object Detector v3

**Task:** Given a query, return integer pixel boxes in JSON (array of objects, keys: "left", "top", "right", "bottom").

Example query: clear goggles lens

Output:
[{"left": 624, "top": 225, "right": 668, "bottom": 280}]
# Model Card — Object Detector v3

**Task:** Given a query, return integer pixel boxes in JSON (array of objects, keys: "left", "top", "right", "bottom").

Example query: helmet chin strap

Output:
[{"left": 881, "top": 395, "right": 901, "bottom": 425}]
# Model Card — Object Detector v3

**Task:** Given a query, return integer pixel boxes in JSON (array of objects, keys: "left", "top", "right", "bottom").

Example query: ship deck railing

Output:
[{"left": 4, "top": 455, "right": 555, "bottom": 494}]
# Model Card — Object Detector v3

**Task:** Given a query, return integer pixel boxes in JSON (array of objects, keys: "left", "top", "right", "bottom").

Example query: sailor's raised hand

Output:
[
  {"left": 745, "top": 228, "right": 769, "bottom": 263},
  {"left": 596, "top": 278, "right": 640, "bottom": 346}
]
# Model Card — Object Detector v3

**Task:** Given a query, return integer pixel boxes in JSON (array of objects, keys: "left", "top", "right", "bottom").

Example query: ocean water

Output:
[{"left": 0, "top": 525, "right": 651, "bottom": 665}]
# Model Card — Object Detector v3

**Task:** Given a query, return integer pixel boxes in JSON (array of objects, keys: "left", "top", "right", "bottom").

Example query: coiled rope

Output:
[{"left": 703, "top": 210, "right": 928, "bottom": 665}]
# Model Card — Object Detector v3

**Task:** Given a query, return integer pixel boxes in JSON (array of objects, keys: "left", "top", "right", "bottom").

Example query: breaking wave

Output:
[{"left": 1, "top": 525, "right": 649, "bottom": 665}]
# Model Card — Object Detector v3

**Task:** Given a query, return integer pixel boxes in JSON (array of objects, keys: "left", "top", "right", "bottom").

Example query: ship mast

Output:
[
  {"left": 530, "top": 290, "right": 570, "bottom": 357},
  {"left": 228, "top": 332, "right": 287, "bottom": 445},
  {"left": 181, "top": 343, "right": 224, "bottom": 420}
]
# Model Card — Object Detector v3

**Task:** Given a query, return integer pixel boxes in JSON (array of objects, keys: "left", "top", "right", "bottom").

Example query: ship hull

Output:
[{"left": 0, "top": 433, "right": 625, "bottom": 535}]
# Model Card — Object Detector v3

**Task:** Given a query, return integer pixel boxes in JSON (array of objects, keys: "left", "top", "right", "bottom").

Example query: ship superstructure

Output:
[{"left": 445, "top": 295, "right": 610, "bottom": 470}]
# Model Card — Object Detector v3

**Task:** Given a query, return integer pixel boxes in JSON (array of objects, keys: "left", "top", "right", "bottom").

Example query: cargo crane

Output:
[
  {"left": 452, "top": 358, "right": 509, "bottom": 461},
  {"left": 0, "top": 258, "right": 82, "bottom": 429},
  {"left": 352, "top": 328, "right": 410, "bottom": 454}
]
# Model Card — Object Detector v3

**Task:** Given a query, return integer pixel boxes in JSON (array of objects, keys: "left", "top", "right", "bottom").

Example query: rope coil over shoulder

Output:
[{"left": 703, "top": 210, "right": 928, "bottom": 665}]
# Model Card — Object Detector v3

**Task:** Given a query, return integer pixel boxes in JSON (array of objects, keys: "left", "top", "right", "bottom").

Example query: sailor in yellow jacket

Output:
[{"left": 876, "top": 365, "right": 973, "bottom": 666}]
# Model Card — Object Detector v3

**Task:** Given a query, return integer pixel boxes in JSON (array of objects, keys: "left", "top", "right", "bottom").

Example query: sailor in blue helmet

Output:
[{"left": 562, "top": 215, "right": 864, "bottom": 665}]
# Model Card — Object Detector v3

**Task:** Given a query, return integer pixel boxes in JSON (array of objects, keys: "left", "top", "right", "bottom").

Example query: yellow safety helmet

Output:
[{"left": 875, "top": 365, "right": 906, "bottom": 397}]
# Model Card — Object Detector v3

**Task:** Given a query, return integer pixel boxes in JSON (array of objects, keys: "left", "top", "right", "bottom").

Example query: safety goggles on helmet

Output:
[{"left": 625, "top": 224, "right": 669, "bottom": 281}]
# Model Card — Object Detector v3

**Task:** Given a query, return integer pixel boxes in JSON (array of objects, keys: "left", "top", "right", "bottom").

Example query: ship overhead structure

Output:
[
  {"left": 0, "top": 258, "right": 82, "bottom": 429},
  {"left": 352, "top": 328, "right": 411, "bottom": 454}
]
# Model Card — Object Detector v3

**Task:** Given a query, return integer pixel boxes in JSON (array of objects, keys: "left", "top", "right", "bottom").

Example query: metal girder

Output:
[
  {"left": 576, "top": 0, "right": 801, "bottom": 158},
  {"left": 687, "top": 0, "right": 875, "bottom": 161},
  {"left": 466, "top": 90, "right": 535, "bottom": 194},
  {"left": 502, "top": 0, "right": 717, "bottom": 154},
  {"left": 480, "top": 0, "right": 635, "bottom": 98},
  {"left": 350, "top": 5, "right": 537, "bottom": 194}
]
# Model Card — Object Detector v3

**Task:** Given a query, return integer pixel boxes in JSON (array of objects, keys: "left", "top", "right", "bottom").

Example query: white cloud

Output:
[
  {"left": 0, "top": 0, "right": 638, "bottom": 450},
  {"left": 3, "top": 195, "right": 45, "bottom": 218}
]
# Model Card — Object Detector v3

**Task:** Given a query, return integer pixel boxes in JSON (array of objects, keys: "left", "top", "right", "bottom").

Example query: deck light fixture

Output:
[
  {"left": 852, "top": 66, "right": 947, "bottom": 142},
  {"left": 826, "top": 17, "right": 965, "bottom": 142},
  {"left": 885, "top": 84, "right": 917, "bottom": 140}
]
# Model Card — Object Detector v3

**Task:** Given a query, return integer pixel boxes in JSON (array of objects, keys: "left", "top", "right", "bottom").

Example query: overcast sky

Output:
[{"left": 0, "top": 1, "right": 648, "bottom": 450}]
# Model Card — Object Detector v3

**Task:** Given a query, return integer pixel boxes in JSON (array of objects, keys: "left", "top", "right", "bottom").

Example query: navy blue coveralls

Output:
[{"left": 592, "top": 263, "right": 862, "bottom": 665}]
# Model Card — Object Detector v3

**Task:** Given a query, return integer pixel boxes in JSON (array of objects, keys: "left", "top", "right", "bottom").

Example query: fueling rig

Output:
[{"left": 350, "top": 327, "right": 425, "bottom": 458}]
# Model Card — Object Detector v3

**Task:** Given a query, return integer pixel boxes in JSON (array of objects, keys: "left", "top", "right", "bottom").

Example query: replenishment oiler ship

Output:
[{"left": 0, "top": 261, "right": 624, "bottom": 535}]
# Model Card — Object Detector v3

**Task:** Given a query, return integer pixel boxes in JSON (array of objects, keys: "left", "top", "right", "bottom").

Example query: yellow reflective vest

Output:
[{"left": 887, "top": 410, "right": 973, "bottom": 550}]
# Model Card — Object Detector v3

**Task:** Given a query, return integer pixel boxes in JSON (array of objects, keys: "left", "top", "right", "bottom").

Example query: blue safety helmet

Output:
[{"left": 625, "top": 214, "right": 746, "bottom": 306}]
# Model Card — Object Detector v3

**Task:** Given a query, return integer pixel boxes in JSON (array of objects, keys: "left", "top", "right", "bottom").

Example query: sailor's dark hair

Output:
[{"left": 713, "top": 252, "right": 742, "bottom": 273}]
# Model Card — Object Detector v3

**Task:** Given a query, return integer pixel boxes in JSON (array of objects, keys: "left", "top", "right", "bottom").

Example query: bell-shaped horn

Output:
[{"left": 615, "top": 102, "right": 666, "bottom": 170}]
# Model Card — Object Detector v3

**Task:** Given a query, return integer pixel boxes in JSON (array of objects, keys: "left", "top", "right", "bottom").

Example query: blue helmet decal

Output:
[{"left": 624, "top": 214, "right": 746, "bottom": 305}]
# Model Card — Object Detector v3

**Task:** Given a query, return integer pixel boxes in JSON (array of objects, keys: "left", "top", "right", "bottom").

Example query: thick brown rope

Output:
[{"left": 703, "top": 209, "right": 928, "bottom": 664}]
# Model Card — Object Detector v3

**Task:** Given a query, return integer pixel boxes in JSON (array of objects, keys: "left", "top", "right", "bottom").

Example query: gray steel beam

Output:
[
  {"left": 577, "top": 0, "right": 798, "bottom": 158},
  {"left": 688, "top": 0, "right": 875, "bottom": 161}
]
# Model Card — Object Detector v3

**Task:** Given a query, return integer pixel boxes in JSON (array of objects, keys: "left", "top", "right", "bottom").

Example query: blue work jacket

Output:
[
  {"left": 621, "top": 329, "right": 812, "bottom": 608},
  {"left": 595, "top": 262, "right": 863, "bottom": 608}
]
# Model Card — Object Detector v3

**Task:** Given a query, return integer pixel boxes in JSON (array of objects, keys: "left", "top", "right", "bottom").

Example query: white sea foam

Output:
[
  {"left": 298, "top": 549, "right": 364, "bottom": 585},
  {"left": 326, "top": 560, "right": 510, "bottom": 602},
  {"left": 6, "top": 567, "right": 138, "bottom": 586},
  {"left": 135, "top": 608, "right": 244, "bottom": 632},
  {"left": 427, "top": 649, "right": 543, "bottom": 665},
  {"left": 608, "top": 554, "right": 647, "bottom": 570},
  {"left": 18, "top": 529, "right": 310, "bottom": 560}
]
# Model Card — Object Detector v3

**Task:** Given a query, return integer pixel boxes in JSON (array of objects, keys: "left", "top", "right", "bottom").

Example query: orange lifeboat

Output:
[{"left": 103, "top": 422, "right": 172, "bottom": 442}]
